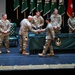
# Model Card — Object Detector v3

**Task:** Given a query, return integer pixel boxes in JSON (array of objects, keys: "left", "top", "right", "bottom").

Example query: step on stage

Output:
[{"left": 0, "top": 64, "right": 75, "bottom": 71}]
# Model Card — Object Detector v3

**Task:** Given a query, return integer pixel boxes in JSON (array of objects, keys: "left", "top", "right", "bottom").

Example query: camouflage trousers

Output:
[
  {"left": 54, "top": 27, "right": 61, "bottom": 34},
  {"left": 42, "top": 39, "right": 54, "bottom": 54},
  {"left": 19, "top": 35, "right": 28, "bottom": 52},
  {"left": 0, "top": 34, "right": 9, "bottom": 51}
]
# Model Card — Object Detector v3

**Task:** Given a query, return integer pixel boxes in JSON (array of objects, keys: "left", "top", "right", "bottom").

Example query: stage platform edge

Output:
[{"left": 0, "top": 64, "right": 75, "bottom": 71}]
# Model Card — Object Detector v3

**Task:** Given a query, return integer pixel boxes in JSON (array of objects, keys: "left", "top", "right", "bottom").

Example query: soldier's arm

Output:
[
  {"left": 39, "top": 17, "right": 44, "bottom": 27},
  {"left": 74, "top": 18, "right": 75, "bottom": 29},
  {"left": 57, "top": 15, "right": 62, "bottom": 28},
  {"left": 41, "top": 26, "right": 55, "bottom": 39},
  {"left": 28, "top": 24, "right": 38, "bottom": 34},
  {"left": 48, "top": 25, "right": 55, "bottom": 39},
  {"left": 40, "top": 26, "right": 48, "bottom": 32},
  {"left": 0, "top": 27, "right": 5, "bottom": 33},
  {"left": 50, "top": 28, "right": 55, "bottom": 39},
  {"left": 31, "top": 24, "right": 36, "bottom": 29},
  {"left": 50, "top": 15, "right": 55, "bottom": 22},
  {"left": 68, "top": 18, "right": 74, "bottom": 30},
  {"left": 0, "top": 22, "right": 5, "bottom": 33},
  {"left": 31, "top": 17, "right": 37, "bottom": 28}
]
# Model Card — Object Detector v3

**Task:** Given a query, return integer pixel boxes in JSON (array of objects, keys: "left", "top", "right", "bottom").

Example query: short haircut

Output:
[
  {"left": 46, "top": 18, "right": 51, "bottom": 22},
  {"left": 2, "top": 14, "right": 5, "bottom": 17},
  {"left": 2, "top": 14, "right": 7, "bottom": 17},
  {"left": 36, "top": 10, "right": 40, "bottom": 12},
  {"left": 54, "top": 8, "right": 58, "bottom": 11},
  {"left": 28, "top": 15, "right": 33, "bottom": 18}
]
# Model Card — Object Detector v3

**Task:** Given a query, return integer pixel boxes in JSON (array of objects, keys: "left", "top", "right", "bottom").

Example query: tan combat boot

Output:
[
  {"left": 0, "top": 50, "right": 2, "bottom": 54},
  {"left": 22, "top": 50, "right": 29, "bottom": 55},
  {"left": 38, "top": 53, "right": 45, "bottom": 57},
  {"left": 6, "top": 50, "right": 10, "bottom": 53},
  {"left": 19, "top": 48, "right": 23, "bottom": 53},
  {"left": 47, "top": 52, "right": 54, "bottom": 56}
]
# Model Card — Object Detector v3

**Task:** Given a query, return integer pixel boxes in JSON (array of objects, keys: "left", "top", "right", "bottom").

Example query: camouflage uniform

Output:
[
  {"left": 67, "top": 17, "right": 75, "bottom": 33},
  {"left": 19, "top": 19, "right": 37, "bottom": 54},
  {"left": 0, "top": 19, "right": 11, "bottom": 53},
  {"left": 31, "top": 15, "right": 44, "bottom": 29},
  {"left": 50, "top": 14, "right": 62, "bottom": 34},
  {"left": 38, "top": 23, "right": 55, "bottom": 56}
]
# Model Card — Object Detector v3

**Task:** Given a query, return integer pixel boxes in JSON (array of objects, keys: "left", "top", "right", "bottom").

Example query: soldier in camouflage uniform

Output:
[
  {"left": 31, "top": 11, "right": 44, "bottom": 30},
  {"left": 67, "top": 12, "right": 75, "bottom": 33},
  {"left": 50, "top": 9, "right": 62, "bottom": 34},
  {"left": 0, "top": 14, "right": 11, "bottom": 54},
  {"left": 38, "top": 18, "right": 55, "bottom": 57},
  {"left": 19, "top": 15, "right": 38, "bottom": 55}
]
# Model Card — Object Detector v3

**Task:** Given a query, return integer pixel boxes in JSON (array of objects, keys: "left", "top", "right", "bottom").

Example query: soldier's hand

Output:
[
  {"left": 37, "top": 29, "right": 40, "bottom": 32},
  {"left": 37, "top": 25, "right": 40, "bottom": 28},
  {"left": 37, "top": 29, "right": 42, "bottom": 33},
  {"left": 4, "top": 31, "right": 8, "bottom": 34},
  {"left": 52, "top": 38, "right": 54, "bottom": 41},
  {"left": 54, "top": 26, "right": 57, "bottom": 29}
]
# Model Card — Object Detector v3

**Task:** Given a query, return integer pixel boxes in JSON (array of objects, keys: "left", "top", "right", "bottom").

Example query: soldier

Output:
[
  {"left": 38, "top": 18, "right": 55, "bottom": 57},
  {"left": 31, "top": 11, "right": 44, "bottom": 29},
  {"left": 19, "top": 15, "right": 38, "bottom": 55},
  {"left": 50, "top": 8, "right": 62, "bottom": 34},
  {"left": 0, "top": 14, "right": 11, "bottom": 54},
  {"left": 67, "top": 12, "right": 75, "bottom": 33}
]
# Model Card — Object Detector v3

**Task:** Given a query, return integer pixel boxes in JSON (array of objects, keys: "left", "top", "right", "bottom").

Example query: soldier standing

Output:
[
  {"left": 38, "top": 18, "right": 55, "bottom": 57},
  {"left": 67, "top": 12, "right": 75, "bottom": 33},
  {"left": 50, "top": 9, "right": 62, "bottom": 34},
  {"left": 31, "top": 11, "right": 44, "bottom": 29},
  {"left": 0, "top": 14, "right": 11, "bottom": 54},
  {"left": 19, "top": 15, "right": 38, "bottom": 55}
]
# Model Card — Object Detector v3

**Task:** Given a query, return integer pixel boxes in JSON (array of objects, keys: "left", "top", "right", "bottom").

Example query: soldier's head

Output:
[
  {"left": 71, "top": 12, "right": 75, "bottom": 17},
  {"left": 2, "top": 14, "right": 7, "bottom": 20},
  {"left": 36, "top": 11, "right": 41, "bottom": 17},
  {"left": 45, "top": 18, "right": 51, "bottom": 24},
  {"left": 53, "top": 8, "right": 58, "bottom": 15},
  {"left": 28, "top": 15, "right": 33, "bottom": 22}
]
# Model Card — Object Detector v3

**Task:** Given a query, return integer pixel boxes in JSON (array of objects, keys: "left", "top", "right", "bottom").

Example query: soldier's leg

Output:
[
  {"left": 42, "top": 39, "right": 50, "bottom": 54},
  {"left": 4, "top": 35, "right": 10, "bottom": 53},
  {"left": 38, "top": 39, "right": 50, "bottom": 56},
  {"left": 22, "top": 35, "right": 29, "bottom": 55},
  {"left": 48, "top": 41, "right": 54, "bottom": 56},
  {"left": 0, "top": 35, "right": 4, "bottom": 53},
  {"left": 19, "top": 35, "right": 23, "bottom": 53}
]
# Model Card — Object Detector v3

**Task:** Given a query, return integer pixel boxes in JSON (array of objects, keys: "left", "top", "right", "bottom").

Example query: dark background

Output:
[{"left": 6, "top": 0, "right": 75, "bottom": 33}]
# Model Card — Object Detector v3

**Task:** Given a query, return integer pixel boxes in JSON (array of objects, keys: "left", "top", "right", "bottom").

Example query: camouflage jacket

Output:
[{"left": 0, "top": 19, "right": 11, "bottom": 35}]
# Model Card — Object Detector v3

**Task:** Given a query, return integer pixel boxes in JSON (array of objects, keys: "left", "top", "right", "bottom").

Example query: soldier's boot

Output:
[
  {"left": 19, "top": 48, "right": 23, "bottom": 53},
  {"left": 0, "top": 50, "right": 2, "bottom": 54},
  {"left": 47, "top": 51, "right": 54, "bottom": 56},
  {"left": 6, "top": 49, "right": 10, "bottom": 53},
  {"left": 22, "top": 50, "right": 29, "bottom": 55},
  {"left": 38, "top": 53, "right": 45, "bottom": 57}
]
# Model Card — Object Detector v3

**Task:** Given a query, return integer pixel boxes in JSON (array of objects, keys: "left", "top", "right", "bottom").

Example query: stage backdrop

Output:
[{"left": 0, "top": 0, "right": 6, "bottom": 19}]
